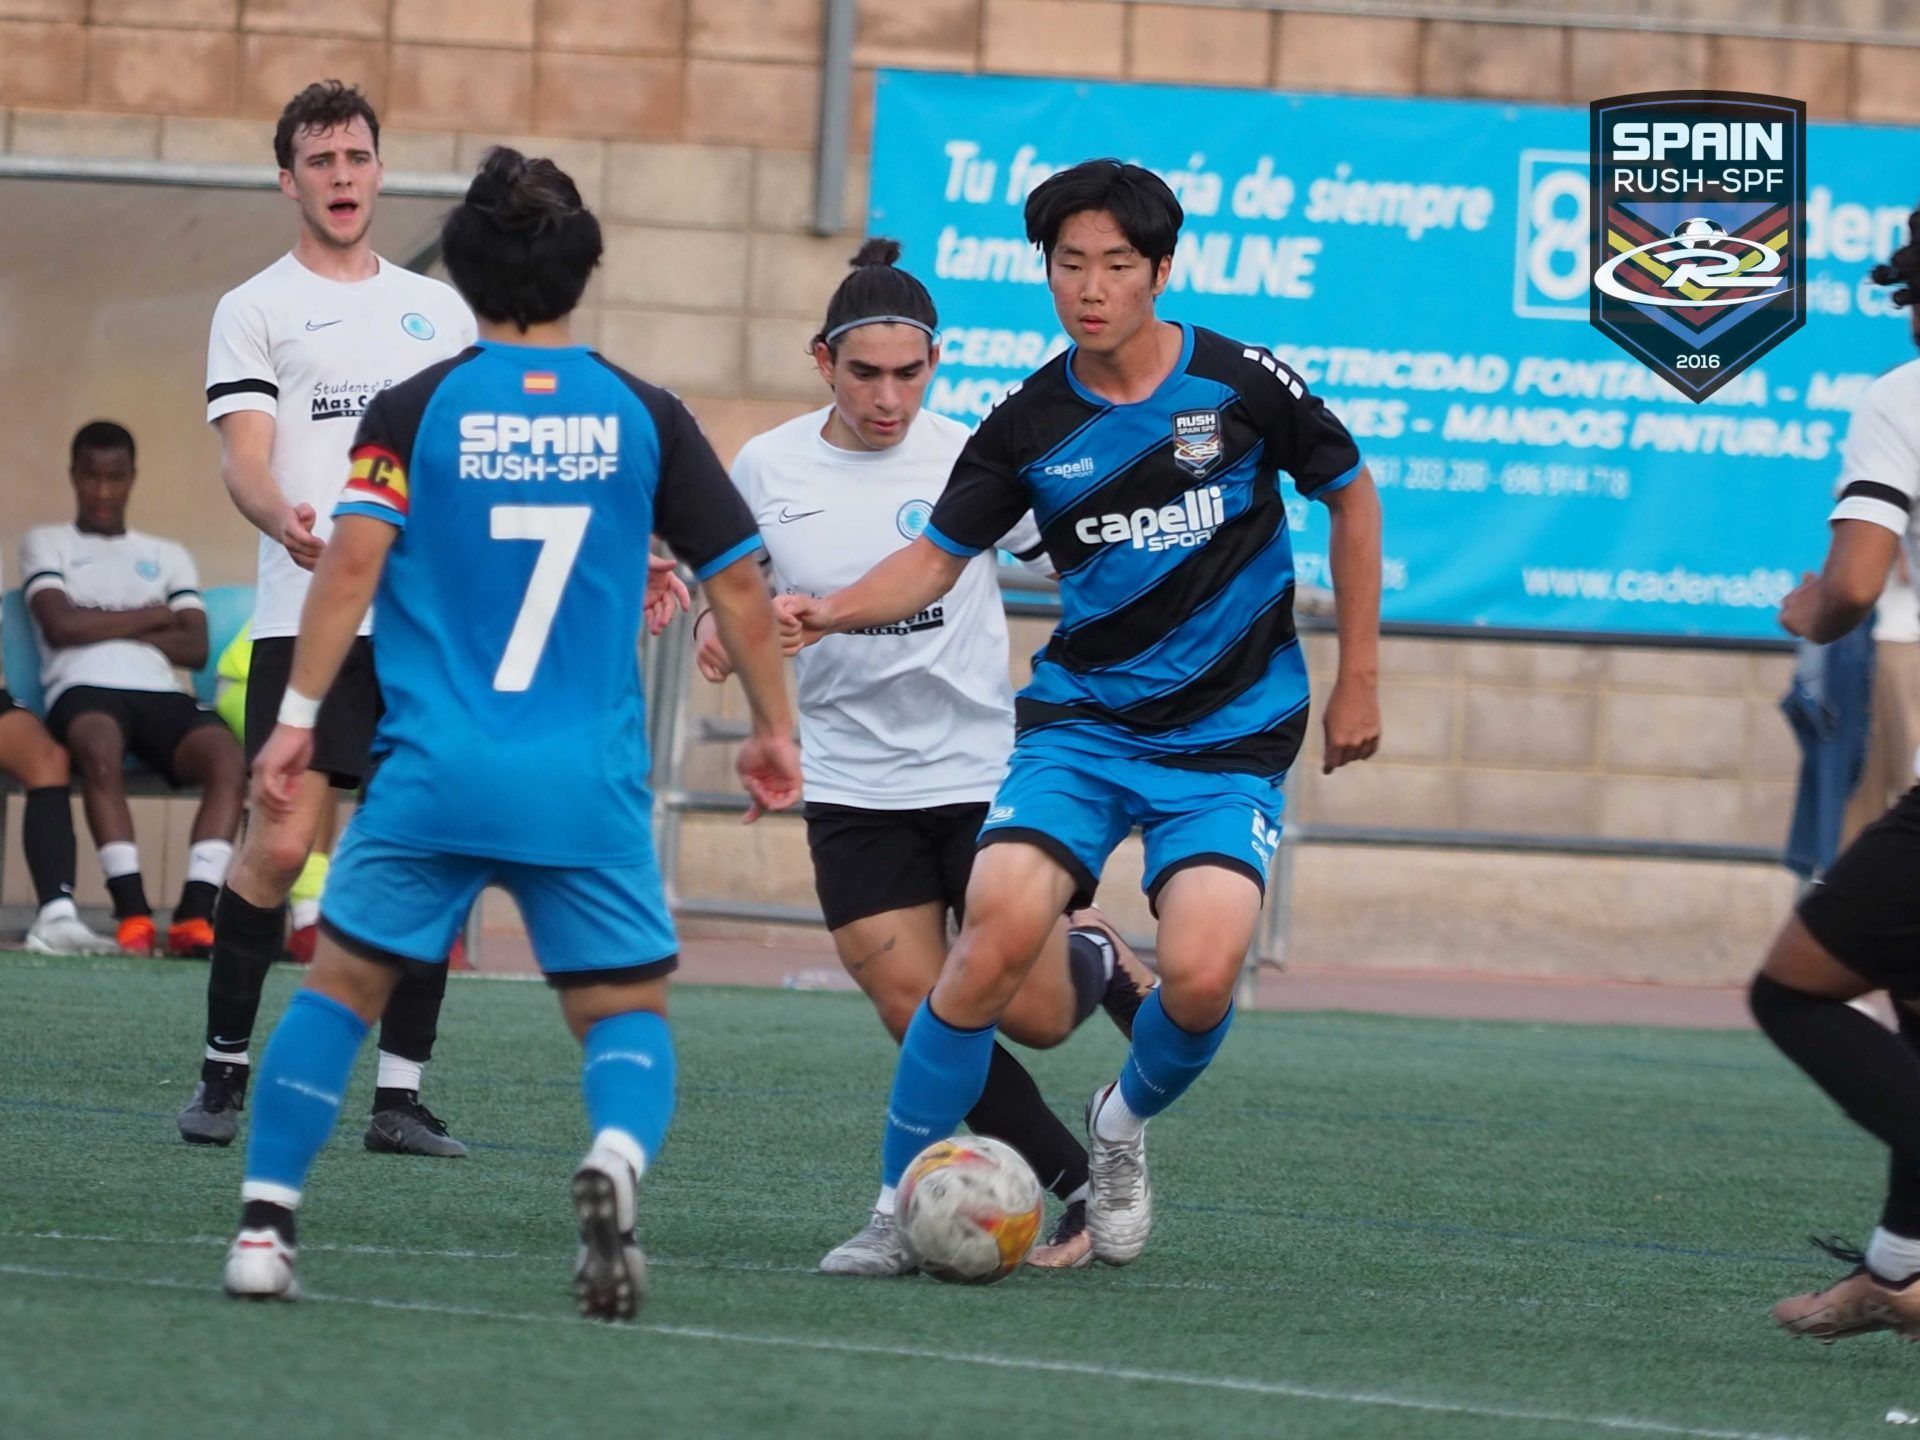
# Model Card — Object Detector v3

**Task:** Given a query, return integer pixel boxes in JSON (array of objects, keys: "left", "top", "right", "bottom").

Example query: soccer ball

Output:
[
  {"left": 897, "top": 1135, "right": 1044, "bottom": 1285},
  {"left": 1672, "top": 216, "right": 1727, "bottom": 241}
]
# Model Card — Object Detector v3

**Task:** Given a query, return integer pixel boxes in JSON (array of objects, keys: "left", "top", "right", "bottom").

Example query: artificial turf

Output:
[{"left": 0, "top": 949, "right": 1912, "bottom": 1439}]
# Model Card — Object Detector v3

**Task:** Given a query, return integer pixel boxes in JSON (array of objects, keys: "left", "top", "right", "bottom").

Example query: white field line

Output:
[{"left": 0, "top": 1260, "right": 1811, "bottom": 1440}]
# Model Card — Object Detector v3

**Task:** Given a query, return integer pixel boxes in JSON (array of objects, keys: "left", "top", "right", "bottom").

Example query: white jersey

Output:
[
  {"left": 205, "top": 252, "right": 476, "bottom": 638},
  {"left": 731, "top": 407, "right": 1050, "bottom": 810},
  {"left": 1831, "top": 359, "right": 1920, "bottom": 596},
  {"left": 20, "top": 523, "right": 206, "bottom": 707}
]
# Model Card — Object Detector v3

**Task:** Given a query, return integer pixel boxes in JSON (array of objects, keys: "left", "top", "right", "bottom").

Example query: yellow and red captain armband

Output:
[{"left": 344, "top": 444, "right": 409, "bottom": 515}]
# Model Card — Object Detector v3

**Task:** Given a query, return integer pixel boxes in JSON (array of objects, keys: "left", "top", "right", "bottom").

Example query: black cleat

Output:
[
  {"left": 178, "top": 1062, "right": 248, "bottom": 1146},
  {"left": 364, "top": 1099, "right": 469, "bottom": 1158}
]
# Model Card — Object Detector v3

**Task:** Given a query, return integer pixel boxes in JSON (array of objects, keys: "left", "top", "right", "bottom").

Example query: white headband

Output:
[{"left": 823, "top": 315, "right": 936, "bottom": 344}]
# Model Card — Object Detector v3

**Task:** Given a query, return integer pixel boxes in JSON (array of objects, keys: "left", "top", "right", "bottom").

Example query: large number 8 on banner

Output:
[{"left": 490, "top": 505, "right": 591, "bottom": 692}]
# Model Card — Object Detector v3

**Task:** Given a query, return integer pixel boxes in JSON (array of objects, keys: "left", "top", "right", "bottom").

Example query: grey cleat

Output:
[
  {"left": 364, "top": 1099, "right": 469, "bottom": 1157},
  {"left": 572, "top": 1150, "right": 647, "bottom": 1321},
  {"left": 1085, "top": 1084, "right": 1153, "bottom": 1265},
  {"left": 819, "top": 1209, "right": 919, "bottom": 1276},
  {"left": 24, "top": 904, "right": 116, "bottom": 956},
  {"left": 178, "top": 1064, "right": 248, "bottom": 1146}
]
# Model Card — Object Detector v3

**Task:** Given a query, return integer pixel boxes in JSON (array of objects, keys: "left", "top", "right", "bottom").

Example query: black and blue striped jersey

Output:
[{"left": 923, "top": 323, "right": 1362, "bottom": 778}]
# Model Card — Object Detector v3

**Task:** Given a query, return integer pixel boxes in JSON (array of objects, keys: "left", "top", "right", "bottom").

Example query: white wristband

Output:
[{"left": 277, "top": 687, "right": 321, "bottom": 728}]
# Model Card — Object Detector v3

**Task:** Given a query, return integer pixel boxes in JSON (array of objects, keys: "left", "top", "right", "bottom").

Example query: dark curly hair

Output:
[
  {"left": 1871, "top": 203, "right": 1920, "bottom": 310},
  {"left": 441, "top": 147, "right": 604, "bottom": 329},
  {"left": 273, "top": 80, "right": 380, "bottom": 171}
]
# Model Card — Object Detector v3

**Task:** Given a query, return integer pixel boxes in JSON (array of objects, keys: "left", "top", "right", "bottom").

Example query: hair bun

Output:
[
  {"left": 850, "top": 237, "right": 903, "bottom": 269},
  {"left": 465, "top": 147, "right": 584, "bottom": 236}
]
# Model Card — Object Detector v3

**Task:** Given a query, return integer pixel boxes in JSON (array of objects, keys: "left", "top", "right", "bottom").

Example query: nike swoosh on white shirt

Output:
[
  {"left": 778, "top": 508, "right": 824, "bottom": 524},
  {"left": 305, "top": 319, "right": 343, "bottom": 331}
]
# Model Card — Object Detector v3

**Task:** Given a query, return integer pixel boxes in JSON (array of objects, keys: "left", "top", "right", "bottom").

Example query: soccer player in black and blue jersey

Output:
[
  {"left": 785, "top": 160, "right": 1382, "bottom": 1265},
  {"left": 219, "top": 149, "right": 801, "bottom": 1317}
]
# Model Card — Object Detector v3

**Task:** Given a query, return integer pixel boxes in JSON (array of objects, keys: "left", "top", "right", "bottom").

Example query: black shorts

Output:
[
  {"left": 1799, "top": 783, "right": 1920, "bottom": 999},
  {"left": 246, "top": 636, "right": 382, "bottom": 789},
  {"left": 804, "top": 801, "right": 988, "bottom": 931},
  {"left": 45, "top": 686, "right": 226, "bottom": 788}
]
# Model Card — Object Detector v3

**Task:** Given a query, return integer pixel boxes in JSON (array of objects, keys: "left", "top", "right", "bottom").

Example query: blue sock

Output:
[
  {"left": 882, "top": 1000, "right": 997, "bottom": 1186},
  {"left": 1118, "top": 990, "right": 1232, "bottom": 1120},
  {"left": 244, "top": 990, "right": 368, "bottom": 1197},
  {"left": 581, "top": 1011, "right": 677, "bottom": 1171}
]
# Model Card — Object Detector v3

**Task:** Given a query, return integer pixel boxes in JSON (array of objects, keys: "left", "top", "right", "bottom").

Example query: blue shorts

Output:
[
  {"left": 979, "top": 738, "right": 1285, "bottom": 913},
  {"left": 320, "top": 823, "right": 679, "bottom": 987}
]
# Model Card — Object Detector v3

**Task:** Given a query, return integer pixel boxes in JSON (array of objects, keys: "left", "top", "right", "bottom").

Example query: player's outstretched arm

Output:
[
  {"left": 1320, "top": 468, "right": 1383, "bottom": 775},
  {"left": 703, "top": 554, "right": 802, "bottom": 821},
  {"left": 215, "top": 411, "right": 323, "bottom": 570},
  {"left": 778, "top": 535, "right": 967, "bottom": 644},
  {"left": 252, "top": 515, "right": 395, "bottom": 819},
  {"left": 1780, "top": 519, "right": 1900, "bottom": 644}
]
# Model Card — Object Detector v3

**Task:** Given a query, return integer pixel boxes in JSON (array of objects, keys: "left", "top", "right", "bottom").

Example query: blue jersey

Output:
[
  {"left": 334, "top": 341, "right": 761, "bottom": 865},
  {"left": 924, "top": 324, "right": 1361, "bottom": 778}
]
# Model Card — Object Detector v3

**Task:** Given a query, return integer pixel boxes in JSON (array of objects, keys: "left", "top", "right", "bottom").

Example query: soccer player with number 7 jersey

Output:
[{"left": 220, "top": 148, "right": 801, "bottom": 1318}]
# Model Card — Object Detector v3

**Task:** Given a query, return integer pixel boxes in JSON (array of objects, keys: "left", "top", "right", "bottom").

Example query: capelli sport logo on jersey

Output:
[
  {"left": 1589, "top": 91, "right": 1806, "bottom": 402},
  {"left": 458, "top": 414, "right": 621, "bottom": 481},
  {"left": 1075, "top": 485, "right": 1225, "bottom": 553},
  {"left": 1171, "top": 410, "right": 1223, "bottom": 477}
]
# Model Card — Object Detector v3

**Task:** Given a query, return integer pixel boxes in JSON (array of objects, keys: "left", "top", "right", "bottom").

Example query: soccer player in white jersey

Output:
[
  {"left": 1752, "top": 210, "right": 1920, "bottom": 1341},
  {"left": 703, "top": 240, "right": 1155, "bottom": 1273},
  {"left": 23, "top": 421, "right": 245, "bottom": 958},
  {"left": 180, "top": 81, "right": 479, "bottom": 1154}
]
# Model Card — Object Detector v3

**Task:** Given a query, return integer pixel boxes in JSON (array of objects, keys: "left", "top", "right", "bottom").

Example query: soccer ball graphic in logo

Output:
[
  {"left": 1671, "top": 217, "right": 1728, "bottom": 242},
  {"left": 897, "top": 1136, "right": 1044, "bottom": 1284}
]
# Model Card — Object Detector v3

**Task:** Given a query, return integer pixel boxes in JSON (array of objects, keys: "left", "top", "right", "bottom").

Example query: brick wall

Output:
[{"left": 4, "top": 0, "right": 1906, "bottom": 974}]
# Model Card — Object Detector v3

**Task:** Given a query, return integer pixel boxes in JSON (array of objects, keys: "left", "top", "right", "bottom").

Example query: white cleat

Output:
[
  {"left": 571, "top": 1149, "right": 647, "bottom": 1321},
  {"left": 818, "top": 1209, "right": 918, "bottom": 1276},
  {"left": 1085, "top": 1084, "right": 1152, "bottom": 1266},
  {"left": 222, "top": 1226, "right": 299, "bottom": 1301},
  {"left": 24, "top": 905, "right": 116, "bottom": 956}
]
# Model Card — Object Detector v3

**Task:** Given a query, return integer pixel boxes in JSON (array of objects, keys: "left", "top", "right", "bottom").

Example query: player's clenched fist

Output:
[
  {"left": 775, "top": 592, "right": 832, "bottom": 649},
  {"left": 643, "top": 554, "right": 691, "bottom": 637},
  {"left": 251, "top": 722, "right": 314, "bottom": 821},
  {"left": 737, "top": 730, "right": 802, "bottom": 823}
]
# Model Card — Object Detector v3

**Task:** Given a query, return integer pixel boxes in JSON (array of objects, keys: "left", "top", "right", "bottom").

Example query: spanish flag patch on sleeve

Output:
[{"left": 344, "top": 444, "right": 409, "bottom": 516}]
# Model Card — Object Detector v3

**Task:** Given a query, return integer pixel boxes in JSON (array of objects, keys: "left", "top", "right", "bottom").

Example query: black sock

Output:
[
  {"left": 376, "top": 958, "right": 448, "bottom": 1074},
  {"left": 174, "top": 879, "right": 219, "bottom": 924},
  {"left": 204, "top": 886, "right": 286, "bottom": 1054},
  {"left": 1751, "top": 974, "right": 1920, "bottom": 1163},
  {"left": 964, "top": 1042, "right": 1088, "bottom": 1200},
  {"left": 22, "top": 786, "right": 76, "bottom": 910},
  {"left": 1882, "top": 1005, "right": 1920, "bottom": 1237},
  {"left": 107, "top": 872, "right": 151, "bottom": 920},
  {"left": 374, "top": 1086, "right": 419, "bottom": 1113},
  {"left": 241, "top": 1199, "right": 295, "bottom": 1245},
  {"left": 1066, "top": 928, "right": 1114, "bottom": 1028}
]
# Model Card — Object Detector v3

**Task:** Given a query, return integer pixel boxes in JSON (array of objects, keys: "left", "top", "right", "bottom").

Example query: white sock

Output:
[
  {"left": 1092, "top": 1082, "right": 1146, "bottom": 1142},
  {"left": 1867, "top": 1226, "right": 1920, "bottom": 1282},
  {"left": 36, "top": 896, "right": 78, "bottom": 924},
  {"left": 290, "top": 897, "right": 321, "bottom": 930},
  {"left": 98, "top": 841, "right": 140, "bottom": 879},
  {"left": 241, "top": 1180, "right": 301, "bottom": 1209},
  {"left": 376, "top": 1051, "right": 423, "bottom": 1092},
  {"left": 206, "top": 1044, "right": 250, "bottom": 1066},
  {"left": 1064, "top": 1182, "right": 1090, "bottom": 1206},
  {"left": 590, "top": 1126, "right": 647, "bottom": 1181},
  {"left": 875, "top": 1184, "right": 897, "bottom": 1217},
  {"left": 187, "top": 838, "right": 234, "bottom": 889}
]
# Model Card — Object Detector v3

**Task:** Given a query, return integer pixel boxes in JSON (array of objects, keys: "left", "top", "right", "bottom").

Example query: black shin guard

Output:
[
  {"left": 1065, "top": 929, "right": 1111, "bottom": 1029},
  {"left": 964, "top": 1042, "right": 1089, "bottom": 1200},
  {"left": 204, "top": 887, "right": 287, "bottom": 1054},
  {"left": 22, "top": 786, "right": 77, "bottom": 909},
  {"left": 377, "top": 958, "right": 448, "bottom": 1066},
  {"left": 1750, "top": 973, "right": 1920, "bottom": 1162}
]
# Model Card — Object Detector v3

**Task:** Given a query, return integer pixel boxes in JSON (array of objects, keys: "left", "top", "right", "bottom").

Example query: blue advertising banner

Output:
[{"left": 867, "top": 71, "right": 1920, "bottom": 642}]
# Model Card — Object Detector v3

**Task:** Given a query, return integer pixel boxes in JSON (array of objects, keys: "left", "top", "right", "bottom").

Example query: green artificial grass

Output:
[{"left": 0, "top": 951, "right": 1912, "bottom": 1439}]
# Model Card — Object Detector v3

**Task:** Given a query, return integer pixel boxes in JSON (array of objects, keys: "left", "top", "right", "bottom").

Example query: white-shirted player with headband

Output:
[{"left": 700, "top": 239, "right": 1154, "bottom": 1273}]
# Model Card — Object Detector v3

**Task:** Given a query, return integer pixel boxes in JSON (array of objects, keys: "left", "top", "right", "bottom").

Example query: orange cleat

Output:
[
  {"left": 1773, "top": 1238, "right": 1920, "bottom": 1342},
  {"left": 448, "top": 934, "right": 473, "bottom": 972},
  {"left": 117, "top": 915, "right": 157, "bottom": 957},
  {"left": 167, "top": 916, "right": 216, "bottom": 959}
]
